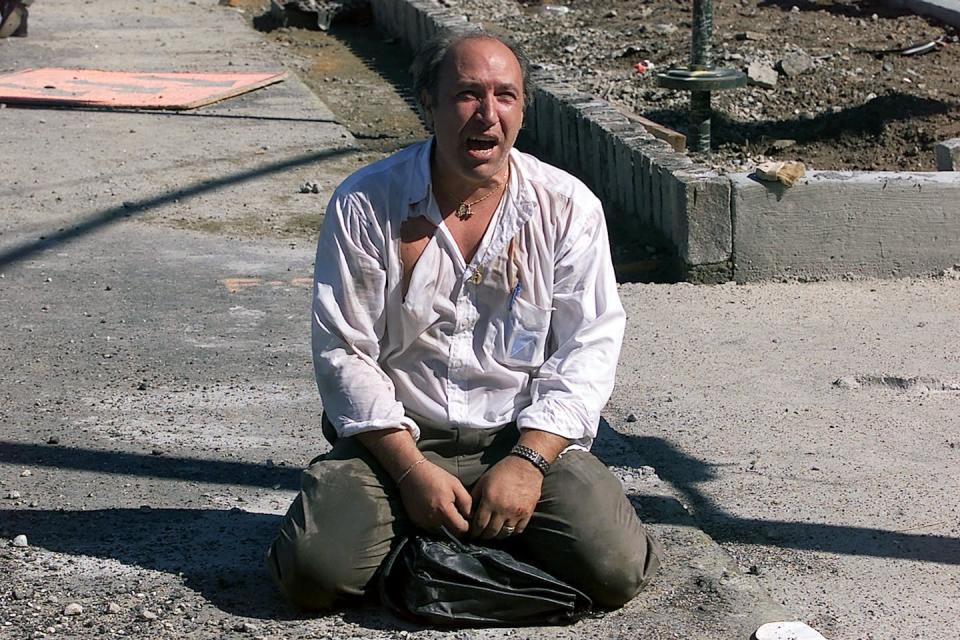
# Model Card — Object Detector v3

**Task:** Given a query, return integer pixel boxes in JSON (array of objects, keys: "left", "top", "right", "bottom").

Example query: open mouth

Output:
[{"left": 466, "top": 137, "right": 497, "bottom": 152}]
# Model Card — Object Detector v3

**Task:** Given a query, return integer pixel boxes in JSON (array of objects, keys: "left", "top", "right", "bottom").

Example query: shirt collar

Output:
[
  {"left": 405, "top": 137, "right": 435, "bottom": 212},
  {"left": 404, "top": 140, "right": 538, "bottom": 232}
]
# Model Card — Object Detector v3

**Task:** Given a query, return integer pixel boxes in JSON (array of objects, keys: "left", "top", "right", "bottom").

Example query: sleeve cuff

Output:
[
  {"left": 335, "top": 415, "right": 421, "bottom": 441},
  {"left": 516, "top": 398, "right": 597, "bottom": 449}
]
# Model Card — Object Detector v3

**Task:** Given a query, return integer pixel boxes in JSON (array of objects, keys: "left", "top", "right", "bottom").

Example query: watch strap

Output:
[{"left": 509, "top": 444, "right": 550, "bottom": 475}]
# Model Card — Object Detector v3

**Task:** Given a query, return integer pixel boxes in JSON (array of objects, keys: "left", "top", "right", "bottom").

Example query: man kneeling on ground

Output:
[{"left": 267, "top": 29, "right": 662, "bottom": 613}]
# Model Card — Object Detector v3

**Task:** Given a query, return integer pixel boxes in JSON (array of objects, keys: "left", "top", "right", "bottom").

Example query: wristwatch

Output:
[{"left": 509, "top": 444, "right": 551, "bottom": 475}]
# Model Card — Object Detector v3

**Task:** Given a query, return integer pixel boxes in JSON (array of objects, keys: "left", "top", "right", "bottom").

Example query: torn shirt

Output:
[{"left": 311, "top": 139, "right": 625, "bottom": 450}]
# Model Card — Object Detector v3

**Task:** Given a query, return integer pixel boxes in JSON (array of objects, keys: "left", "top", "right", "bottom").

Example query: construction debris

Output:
[
  {"left": 269, "top": 0, "right": 369, "bottom": 31},
  {"left": 754, "top": 160, "right": 806, "bottom": 186}
]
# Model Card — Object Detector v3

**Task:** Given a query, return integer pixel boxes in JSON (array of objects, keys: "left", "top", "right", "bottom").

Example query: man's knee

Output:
[
  {"left": 570, "top": 527, "right": 661, "bottom": 608},
  {"left": 267, "top": 511, "right": 368, "bottom": 611},
  {"left": 266, "top": 453, "right": 399, "bottom": 611},
  {"left": 533, "top": 451, "right": 662, "bottom": 608}
]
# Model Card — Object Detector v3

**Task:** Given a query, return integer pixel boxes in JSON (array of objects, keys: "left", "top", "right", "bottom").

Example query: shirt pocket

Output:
[{"left": 492, "top": 295, "right": 552, "bottom": 369}]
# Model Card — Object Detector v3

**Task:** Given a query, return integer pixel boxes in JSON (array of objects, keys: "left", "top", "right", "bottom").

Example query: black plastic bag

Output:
[{"left": 378, "top": 528, "right": 592, "bottom": 626}]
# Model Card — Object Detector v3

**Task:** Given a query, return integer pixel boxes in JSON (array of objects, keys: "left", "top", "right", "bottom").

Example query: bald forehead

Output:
[{"left": 439, "top": 36, "right": 523, "bottom": 88}]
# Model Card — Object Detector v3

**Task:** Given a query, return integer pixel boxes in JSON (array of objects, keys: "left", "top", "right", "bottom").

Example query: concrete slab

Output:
[
  {"left": 935, "top": 138, "right": 960, "bottom": 170},
  {"left": 731, "top": 171, "right": 960, "bottom": 281}
]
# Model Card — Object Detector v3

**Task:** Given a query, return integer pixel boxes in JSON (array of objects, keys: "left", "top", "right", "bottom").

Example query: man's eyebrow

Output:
[{"left": 453, "top": 80, "right": 521, "bottom": 93}]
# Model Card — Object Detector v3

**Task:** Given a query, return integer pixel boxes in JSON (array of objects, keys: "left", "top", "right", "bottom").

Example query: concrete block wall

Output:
[{"left": 368, "top": 0, "right": 734, "bottom": 280}]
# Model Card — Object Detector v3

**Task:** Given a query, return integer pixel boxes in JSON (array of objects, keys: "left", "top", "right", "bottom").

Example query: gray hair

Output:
[{"left": 410, "top": 29, "right": 534, "bottom": 119}]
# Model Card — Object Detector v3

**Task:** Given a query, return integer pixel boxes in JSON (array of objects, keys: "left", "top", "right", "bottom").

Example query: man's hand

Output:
[
  {"left": 470, "top": 429, "right": 571, "bottom": 540},
  {"left": 398, "top": 460, "right": 472, "bottom": 536},
  {"left": 470, "top": 455, "right": 542, "bottom": 539},
  {"left": 356, "top": 427, "right": 472, "bottom": 536}
]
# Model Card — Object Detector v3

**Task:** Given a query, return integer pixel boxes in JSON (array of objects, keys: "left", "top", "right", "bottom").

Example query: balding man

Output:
[{"left": 267, "top": 30, "right": 661, "bottom": 614}]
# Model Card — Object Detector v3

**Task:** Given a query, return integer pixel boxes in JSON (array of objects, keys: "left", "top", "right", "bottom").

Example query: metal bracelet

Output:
[
  {"left": 509, "top": 444, "right": 550, "bottom": 476},
  {"left": 396, "top": 457, "right": 426, "bottom": 486}
]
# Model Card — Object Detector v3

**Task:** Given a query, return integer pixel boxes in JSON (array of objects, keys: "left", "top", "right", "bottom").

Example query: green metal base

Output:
[{"left": 655, "top": 68, "right": 747, "bottom": 92}]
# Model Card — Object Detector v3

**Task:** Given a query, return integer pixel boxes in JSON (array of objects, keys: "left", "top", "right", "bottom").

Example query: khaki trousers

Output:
[{"left": 266, "top": 421, "right": 661, "bottom": 611}]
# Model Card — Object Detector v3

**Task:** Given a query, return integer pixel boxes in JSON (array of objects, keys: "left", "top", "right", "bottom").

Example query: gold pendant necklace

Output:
[
  {"left": 454, "top": 184, "right": 501, "bottom": 221},
  {"left": 450, "top": 167, "right": 510, "bottom": 221}
]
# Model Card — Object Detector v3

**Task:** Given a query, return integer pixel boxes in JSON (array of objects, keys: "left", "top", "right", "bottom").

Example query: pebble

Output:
[
  {"left": 626, "top": 413, "right": 638, "bottom": 422},
  {"left": 652, "top": 23, "right": 678, "bottom": 35},
  {"left": 747, "top": 61, "right": 778, "bottom": 89},
  {"left": 63, "top": 603, "right": 83, "bottom": 616},
  {"left": 779, "top": 49, "right": 813, "bottom": 76},
  {"left": 46, "top": 436, "right": 59, "bottom": 445},
  {"left": 140, "top": 609, "right": 158, "bottom": 621},
  {"left": 12, "top": 587, "right": 32, "bottom": 600},
  {"left": 7, "top": 490, "right": 21, "bottom": 499},
  {"left": 106, "top": 602, "right": 121, "bottom": 614},
  {"left": 13, "top": 534, "right": 28, "bottom": 547},
  {"left": 736, "top": 30, "right": 767, "bottom": 41},
  {"left": 20, "top": 469, "right": 32, "bottom": 477},
  {"left": 770, "top": 139, "right": 797, "bottom": 151}
]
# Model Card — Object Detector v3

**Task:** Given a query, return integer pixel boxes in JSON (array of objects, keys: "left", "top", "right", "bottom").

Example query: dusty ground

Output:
[{"left": 463, "top": 0, "right": 960, "bottom": 172}]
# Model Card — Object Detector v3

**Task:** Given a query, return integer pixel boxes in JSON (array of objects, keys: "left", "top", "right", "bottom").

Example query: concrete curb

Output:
[
  {"left": 368, "top": 0, "right": 960, "bottom": 285},
  {"left": 731, "top": 170, "right": 960, "bottom": 281}
]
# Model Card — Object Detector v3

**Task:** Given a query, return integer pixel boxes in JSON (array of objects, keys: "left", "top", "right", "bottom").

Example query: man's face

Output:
[{"left": 424, "top": 37, "right": 525, "bottom": 188}]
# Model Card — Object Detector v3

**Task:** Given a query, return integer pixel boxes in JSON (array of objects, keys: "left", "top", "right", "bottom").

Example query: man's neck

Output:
[{"left": 430, "top": 154, "right": 509, "bottom": 209}]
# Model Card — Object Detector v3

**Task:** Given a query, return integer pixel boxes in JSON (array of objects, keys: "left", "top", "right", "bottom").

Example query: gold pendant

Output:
[
  {"left": 470, "top": 266, "right": 484, "bottom": 285},
  {"left": 455, "top": 203, "right": 472, "bottom": 220}
]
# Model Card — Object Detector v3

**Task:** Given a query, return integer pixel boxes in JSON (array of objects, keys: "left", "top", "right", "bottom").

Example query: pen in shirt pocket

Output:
[
  {"left": 506, "top": 237, "right": 522, "bottom": 310},
  {"left": 508, "top": 280, "right": 522, "bottom": 310}
]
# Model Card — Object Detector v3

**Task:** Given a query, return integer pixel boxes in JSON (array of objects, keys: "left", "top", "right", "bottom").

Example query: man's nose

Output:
[{"left": 475, "top": 95, "right": 497, "bottom": 125}]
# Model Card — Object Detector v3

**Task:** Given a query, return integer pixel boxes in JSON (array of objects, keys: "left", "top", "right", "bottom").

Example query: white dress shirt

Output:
[{"left": 311, "top": 139, "right": 625, "bottom": 451}]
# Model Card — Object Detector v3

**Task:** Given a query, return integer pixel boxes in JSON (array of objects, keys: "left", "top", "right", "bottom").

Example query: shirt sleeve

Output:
[
  {"left": 311, "top": 190, "right": 420, "bottom": 440},
  {"left": 515, "top": 196, "right": 625, "bottom": 448}
]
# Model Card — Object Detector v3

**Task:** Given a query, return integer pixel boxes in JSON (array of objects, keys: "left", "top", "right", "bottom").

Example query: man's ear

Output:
[{"left": 419, "top": 89, "right": 434, "bottom": 129}]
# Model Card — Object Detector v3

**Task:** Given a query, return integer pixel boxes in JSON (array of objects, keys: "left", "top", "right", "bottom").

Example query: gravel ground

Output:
[{"left": 455, "top": 0, "right": 960, "bottom": 172}]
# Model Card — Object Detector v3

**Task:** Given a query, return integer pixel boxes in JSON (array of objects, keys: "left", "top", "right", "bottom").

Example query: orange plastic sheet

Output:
[{"left": 0, "top": 68, "right": 287, "bottom": 110}]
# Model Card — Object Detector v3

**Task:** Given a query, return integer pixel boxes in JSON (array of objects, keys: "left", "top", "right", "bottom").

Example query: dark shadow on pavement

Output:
[
  {"left": 0, "top": 441, "right": 300, "bottom": 491},
  {"left": 614, "top": 433, "right": 960, "bottom": 565},
  {"left": 0, "top": 103, "right": 341, "bottom": 125},
  {"left": 0, "top": 146, "right": 358, "bottom": 269}
]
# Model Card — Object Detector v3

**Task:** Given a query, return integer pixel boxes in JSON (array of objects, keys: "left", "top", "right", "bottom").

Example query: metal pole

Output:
[{"left": 689, "top": 0, "right": 713, "bottom": 152}]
